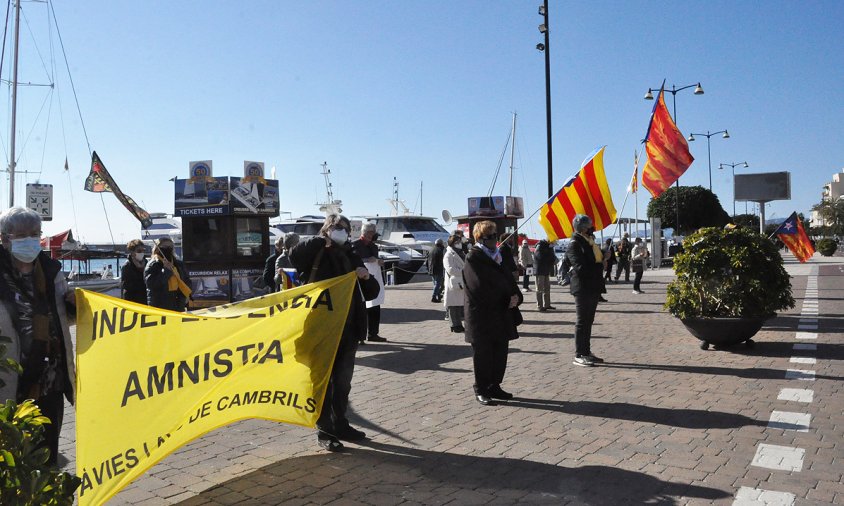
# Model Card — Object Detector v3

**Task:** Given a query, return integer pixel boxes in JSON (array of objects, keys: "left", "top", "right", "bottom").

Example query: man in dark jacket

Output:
[
  {"left": 614, "top": 235, "right": 631, "bottom": 282},
  {"left": 262, "top": 236, "right": 283, "bottom": 290},
  {"left": 426, "top": 239, "right": 446, "bottom": 302},
  {"left": 290, "top": 214, "right": 379, "bottom": 452},
  {"left": 144, "top": 238, "right": 192, "bottom": 311},
  {"left": 566, "top": 214, "right": 605, "bottom": 367},
  {"left": 352, "top": 222, "right": 387, "bottom": 343},
  {"left": 532, "top": 239, "right": 557, "bottom": 311}
]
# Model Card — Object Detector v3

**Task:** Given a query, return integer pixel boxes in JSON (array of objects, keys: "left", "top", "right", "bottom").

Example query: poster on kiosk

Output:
[{"left": 175, "top": 160, "right": 280, "bottom": 307}]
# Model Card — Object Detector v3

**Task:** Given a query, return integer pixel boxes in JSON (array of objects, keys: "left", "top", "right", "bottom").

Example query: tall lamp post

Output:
[
  {"left": 537, "top": 2, "right": 553, "bottom": 197},
  {"left": 687, "top": 130, "right": 729, "bottom": 191},
  {"left": 718, "top": 161, "right": 748, "bottom": 216},
  {"left": 644, "top": 82, "right": 704, "bottom": 235}
]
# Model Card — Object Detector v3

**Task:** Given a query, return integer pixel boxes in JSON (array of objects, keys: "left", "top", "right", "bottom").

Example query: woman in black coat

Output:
[
  {"left": 463, "top": 221, "right": 523, "bottom": 405},
  {"left": 121, "top": 239, "right": 148, "bottom": 304},
  {"left": 566, "top": 214, "right": 605, "bottom": 367},
  {"left": 289, "top": 214, "right": 379, "bottom": 452},
  {"left": 144, "top": 238, "right": 192, "bottom": 311}
]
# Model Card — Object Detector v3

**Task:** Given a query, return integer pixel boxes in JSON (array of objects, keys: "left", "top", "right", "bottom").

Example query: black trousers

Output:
[
  {"left": 317, "top": 335, "right": 358, "bottom": 435},
  {"left": 574, "top": 293, "right": 600, "bottom": 356},
  {"left": 615, "top": 260, "right": 630, "bottom": 281},
  {"left": 367, "top": 305, "right": 381, "bottom": 337},
  {"left": 633, "top": 271, "right": 643, "bottom": 291},
  {"left": 36, "top": 391, "right": 65, "bottom": 466},
  {"left": 471, "top": 340, "right": 509, "bottom": 394}
]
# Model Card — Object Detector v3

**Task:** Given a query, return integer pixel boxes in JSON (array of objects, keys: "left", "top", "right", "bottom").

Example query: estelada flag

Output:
[
  {"left": 774, "top": 212, "right": 815, "bottom": 262},
  {"left": 279, "top": 268, "right": 300, "bottom": 290},
  {"left": 641, "top": 86, "right": 694, "bottom": 197},
  {"left": 84, "top": 151, "right": 153, "bottom": 228},
  {"left": 539, "top": 146, "right": 617, "bottom": 241}
]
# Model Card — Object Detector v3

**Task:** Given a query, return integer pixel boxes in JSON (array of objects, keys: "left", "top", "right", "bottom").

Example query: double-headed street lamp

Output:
[
  {"left": 718, "top": 161, "right": 749, "bottom": 216},
  {"left": 687, "top": 130, "right": 729, "bottom": 192},
  {"left": 536, "top": 1, "right": 553, "bottom": 198},
  {"left": 644, "top": 82, "right": 704, "bottom": 235}
]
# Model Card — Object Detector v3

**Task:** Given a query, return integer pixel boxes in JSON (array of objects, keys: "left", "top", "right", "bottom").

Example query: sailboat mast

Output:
[
  {"left": 9, "top": 0, "right": 21, "bottom": 206},
  {"left": 508, "top": 112, "right": 517, "bottom": 197}
]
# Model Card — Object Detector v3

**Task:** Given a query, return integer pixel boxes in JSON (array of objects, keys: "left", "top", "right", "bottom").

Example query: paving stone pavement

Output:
[{"left": 58, "top": 254, "right": 844, "bottom": 505}]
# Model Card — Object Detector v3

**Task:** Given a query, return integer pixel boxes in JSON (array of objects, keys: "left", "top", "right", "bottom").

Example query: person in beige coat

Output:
[{"left": 443, "top": 233, "right": 466, "bottom": 333}]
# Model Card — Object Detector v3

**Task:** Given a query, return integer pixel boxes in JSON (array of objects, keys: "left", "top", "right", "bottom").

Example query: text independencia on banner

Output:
[{"left": 74, "top": 272, "right": 356, "bottom": 506}]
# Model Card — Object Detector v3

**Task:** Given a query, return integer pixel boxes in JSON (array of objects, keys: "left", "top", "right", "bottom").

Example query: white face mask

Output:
[
  {"left": 10, "top": 237, "right": 42, "bottom": 263},
  {"left": 134, "top": 252, "right": 145, "bottom": 261},
  {"left": 329, "top": 229, "right": 349, "bottom": 245}
]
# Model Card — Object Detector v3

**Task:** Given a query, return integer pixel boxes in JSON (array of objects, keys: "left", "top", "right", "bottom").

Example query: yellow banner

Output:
[{"left": 74, "top": 273, "right": 356, "bottom": 506}]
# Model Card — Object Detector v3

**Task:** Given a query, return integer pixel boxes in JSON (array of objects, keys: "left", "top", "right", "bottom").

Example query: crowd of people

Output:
[{"left": 0, "top": 206, "right": 649, "bottom": 463}]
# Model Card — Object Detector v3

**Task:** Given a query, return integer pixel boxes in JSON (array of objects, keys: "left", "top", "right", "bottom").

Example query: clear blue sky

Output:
[{"left": 3, "top": 0, "right": 842, "bottom": 244}]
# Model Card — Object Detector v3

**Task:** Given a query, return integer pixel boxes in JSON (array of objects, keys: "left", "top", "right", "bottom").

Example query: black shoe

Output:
[
  {"left": 599, "top": 297, "right": 608, "bottom": 302},
  {"left": 488, "top": 385, "right": 513, "bottom": 400},
  {"left": 538, "top": 307, "right": 547, "bottom": 312},
  {"left": 475, "top": 394, "right": 495, "bottom": 406},
  {"left": 545, "top": 306, "right": 556, "bottom": 310},
  {"left": 317, "top": 434, "right": 344, "bottom": 452},
  {"left": 335, "top": 426, "right": 366, "bottom": 442},
  {"left": 450, "top": 326, "right": 464, "bottom": 333},
  {"left": 367, "top": 335, "right": 387, "bottom": 342},
  {"left": 586, "top": 354, "right": 605, "bottom": 363}
]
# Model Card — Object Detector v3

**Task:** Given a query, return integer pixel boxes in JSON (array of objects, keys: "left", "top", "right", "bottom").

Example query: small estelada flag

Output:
[{"left": 773, "top": 212, "right": 815, "bottom": 263}]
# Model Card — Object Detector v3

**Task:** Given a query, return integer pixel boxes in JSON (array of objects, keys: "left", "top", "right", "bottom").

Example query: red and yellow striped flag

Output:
[
  {"left": 539, "top": 147, "right": 617, "bottom": 241},
  {"left": 641, "top": 88, "right": 694, "bottom": 197}
]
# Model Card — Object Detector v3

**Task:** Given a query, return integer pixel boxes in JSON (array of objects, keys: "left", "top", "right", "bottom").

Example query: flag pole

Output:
[{"left": 634, "top": 150, "right": 639, "bottom": 239}]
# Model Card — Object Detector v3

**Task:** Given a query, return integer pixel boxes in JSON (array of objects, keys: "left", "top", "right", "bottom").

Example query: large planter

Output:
[{"left": 680, "top": 315, "right": 773, "bottom": 350}]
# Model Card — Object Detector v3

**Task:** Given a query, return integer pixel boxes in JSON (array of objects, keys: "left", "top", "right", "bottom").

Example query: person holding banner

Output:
[
  {"left": 463, "top": 220, "right": 523, "bottom": 406},
  {"left": 144, "top": 237, "right": 192, "bottom": 311},
  {"left": 0, "top": 207, "right": 76, "bottom": 465},
  {"left": 566, "top": 214, "right": 605, "bottom": 367},
  {"left": 290, "top": 214, "right": 379, "bottom": 451}
]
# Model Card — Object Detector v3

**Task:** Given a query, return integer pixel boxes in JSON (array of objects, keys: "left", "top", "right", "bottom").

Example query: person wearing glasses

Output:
[
  {"left": 290, "top": 213, "right": 379, "bottom": 452},
  {"left": 566, "top": 214, "right": 605, "bottom": 367},
  {"left": 144, "top": 237, "right": 192, "bottom": 311},
  {"left": 462, "top": 220, "right": 523, "bottom": 405},
  {"left": 0, "top": 207, "right": 76, "bottom": 466}
]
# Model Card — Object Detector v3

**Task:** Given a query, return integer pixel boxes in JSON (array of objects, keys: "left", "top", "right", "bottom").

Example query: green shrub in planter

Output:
[
  {"left": 816, "top": 238, "right": 837, "bottom": 256},
  {"left": 0, "top": 336, "right": 81, "bottom": 505},
  {"left": 666, "top": 227, "right": 795, "bottom": 319}
]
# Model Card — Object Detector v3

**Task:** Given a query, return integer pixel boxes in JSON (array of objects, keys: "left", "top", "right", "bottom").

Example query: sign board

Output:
[
  {"left": 243, "top": 161, "right": 265, "bottom": 179},
  {"left": 734, "top": 172, "right": 791, "bottom": 202},
  {"left": 468, "top": 196, "right": 506, "bottom": 217},
  {"left": 230, "top": 177, "right": 279, "bottom": 216},
  {"left": 189, "top": 160, "right": 213, "bottom": 179},
  {"left": 174, "top": 176, "right": 230, "bottom": 217},
  {"left": 187, "top": 267, "right": 230, "bottom": 308},
  {"left": 26, "top": 183, "right": 52, "bottom": 221},
  {"left": 505, "top": 196, "right": 524, "bottom": 218}
]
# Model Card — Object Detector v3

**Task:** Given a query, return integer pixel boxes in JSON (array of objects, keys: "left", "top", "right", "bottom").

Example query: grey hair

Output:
[
  {"left": 319, "top": 213, "right": 350, "bottom": 237},
  {"left": 361, "top": 222, "right": 377, "bottom": 234},
  {"left": 0, "top": 207, "right": 42, "bottom": 235},
  {"left": 282, "top": 232, "right": 300, "bottom": 251},
  {"left": 572, "top": 214, "right": 592, "bottom": 234}
]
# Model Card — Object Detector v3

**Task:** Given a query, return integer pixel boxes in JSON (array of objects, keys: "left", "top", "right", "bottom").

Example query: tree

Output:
[
  {"left": 646, "top": 185, "right": 730, "bottom": 235},
  {"left": 732, "top": 213, "right": 760, "bottom": 230},
  {"left": 811, "top": 198, "right": 844, "bottom": 235}
]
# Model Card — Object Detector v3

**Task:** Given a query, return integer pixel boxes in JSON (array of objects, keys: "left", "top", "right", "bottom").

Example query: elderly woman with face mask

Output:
[
  {"left": 566, "top": 214, "right": 606, "bottom": 367},
  {"left": 290, "top": 214, "right": 379, "bottom": 452},
  {"left": 0, "top": 207, "right": 76, "bottom": 465},
  {"left": 144, "top": 237, "right": 192, "bottom": 311},
  {"left": 462, "top": 220, "right": 523, "bottom": 406}
]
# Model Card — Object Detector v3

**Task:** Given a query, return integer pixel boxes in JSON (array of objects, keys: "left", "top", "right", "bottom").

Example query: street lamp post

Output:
[
  {"left": 718, "top": 161, "right": 749, "bottom": 216},
  {"left": 644, "top": 82, "right": 704, "bottom": 235},
  {"left": 687, "top": 130, "right": 729, "bottom": 191},
  {"left": 537, "top": 2, "right": 553, "bottom": 198}
]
